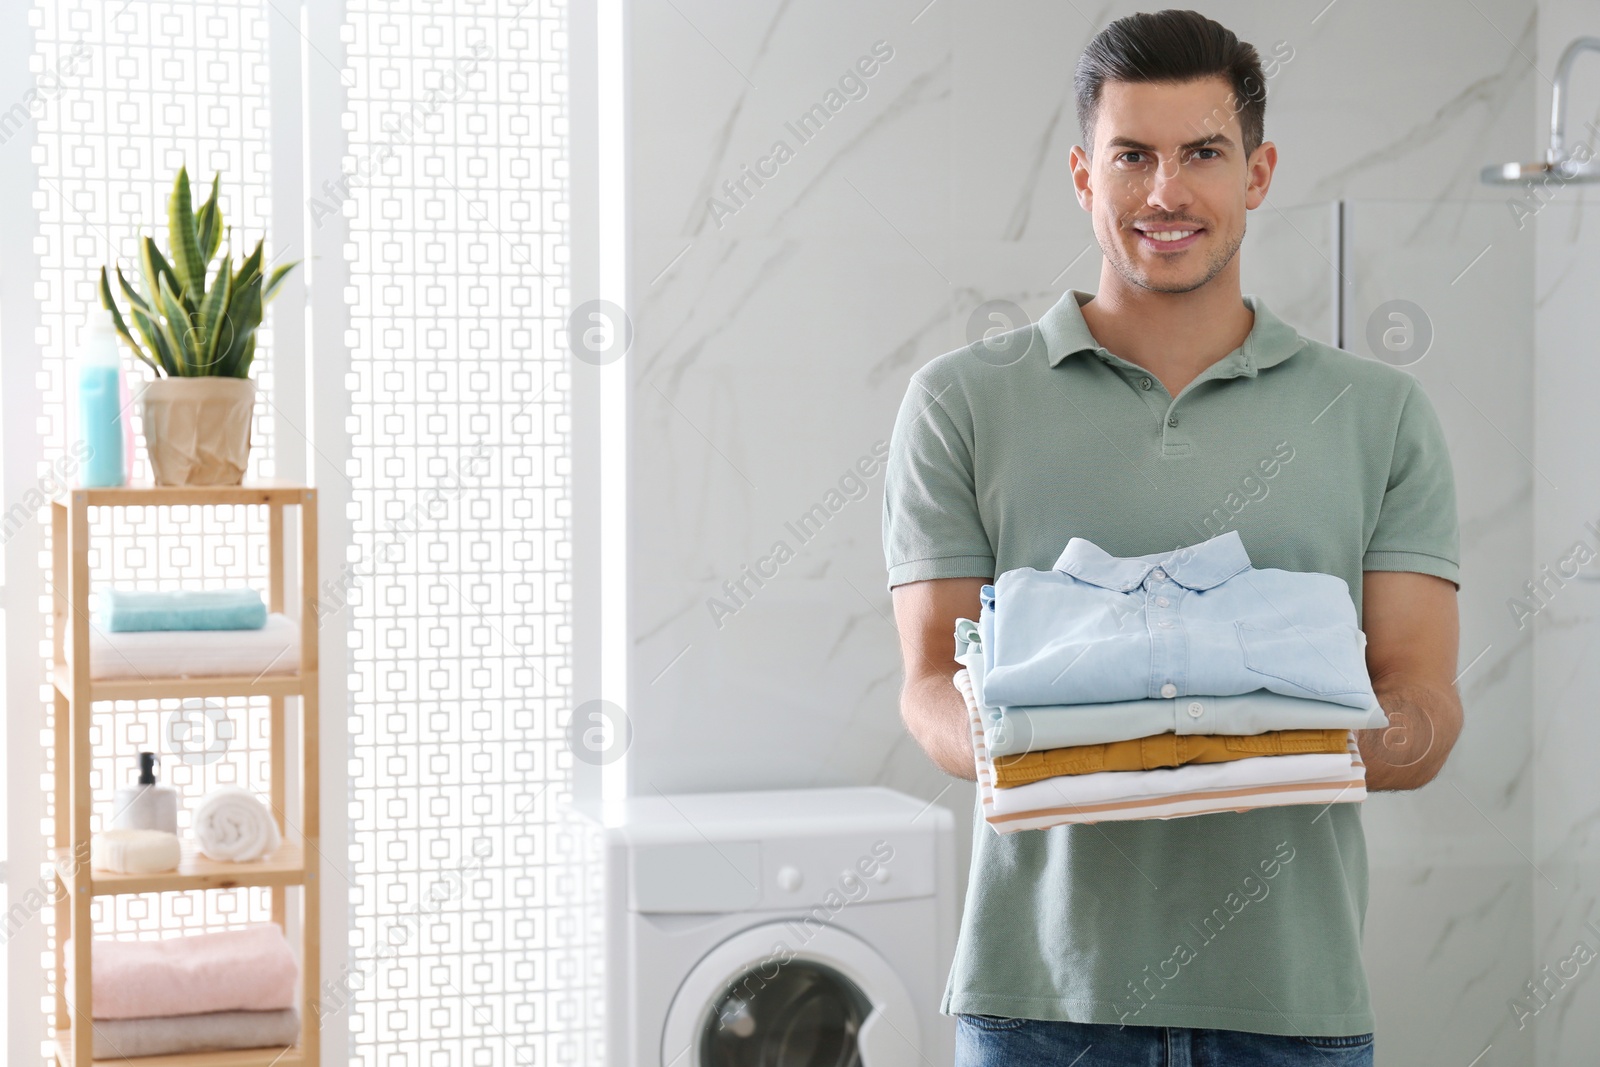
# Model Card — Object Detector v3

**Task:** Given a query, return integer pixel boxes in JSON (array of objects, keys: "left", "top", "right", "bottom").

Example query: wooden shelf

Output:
[
  {"left": 51, "top": 841, "right": 307, "bottom": 897},
  {"left": 50, "top": 481, "right": 315, "bottom": 509},
  {"left": 51, "top": 661, "right": 311, "bottom": 703},
  {"left": 54, "top": 1031, "right": 305, "bottom": 1067},
  {"left": 50, "top": 482, "right": 322, "bottom": 1064}
]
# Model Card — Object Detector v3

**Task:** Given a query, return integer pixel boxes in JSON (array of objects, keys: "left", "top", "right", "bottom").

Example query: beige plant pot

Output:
[{"left": 138, "top": 377, "right": 256, "bottom": 486}]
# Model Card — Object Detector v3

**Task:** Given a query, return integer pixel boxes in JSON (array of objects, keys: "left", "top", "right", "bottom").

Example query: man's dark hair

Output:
[{"left": 1074, "top": 9, "right": 1267, "bottom": 162}]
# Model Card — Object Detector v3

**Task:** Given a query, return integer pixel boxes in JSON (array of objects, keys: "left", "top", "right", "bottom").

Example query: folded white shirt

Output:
[{"left": 985, "top": 740, "right": 1361, "bottom": 817}]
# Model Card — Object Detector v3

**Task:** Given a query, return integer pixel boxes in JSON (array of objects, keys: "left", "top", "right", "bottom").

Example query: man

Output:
[{"left": 881, "top": 9, "right": 1462, "bottom": 1065}]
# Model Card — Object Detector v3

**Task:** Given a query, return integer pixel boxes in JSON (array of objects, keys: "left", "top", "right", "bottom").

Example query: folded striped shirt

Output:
[{"left": 955, "top": 668, "right": 1367, "bottom": 833}]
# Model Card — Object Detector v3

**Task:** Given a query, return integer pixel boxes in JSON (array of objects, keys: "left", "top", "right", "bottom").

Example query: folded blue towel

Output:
[{"left": 99, "top": 588, "right": 268, "bottom": 632}]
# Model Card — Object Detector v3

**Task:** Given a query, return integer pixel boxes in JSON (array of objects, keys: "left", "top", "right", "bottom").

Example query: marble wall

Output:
[
  {"left": 1532, "top": 5, "right": 1600, "bottom": 1067},
  {"left": 622, "top": 1, "right": 1550, "bottom": 1061}
]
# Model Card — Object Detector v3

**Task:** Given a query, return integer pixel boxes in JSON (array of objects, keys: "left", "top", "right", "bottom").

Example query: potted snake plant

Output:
[{"left": 98, "top": 167, "right": 298, "bottom": 485}]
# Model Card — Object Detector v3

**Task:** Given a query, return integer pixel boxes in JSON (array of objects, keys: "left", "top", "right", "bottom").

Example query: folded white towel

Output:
[
  {"left": 76, "top": 612, "right": 300, "bottom": 681},
  {"left": 193, "top": 786, "right": 282, "bottom": 862},
  {"left": 91, "top": 829, "right": 182, "bottom": 873}
]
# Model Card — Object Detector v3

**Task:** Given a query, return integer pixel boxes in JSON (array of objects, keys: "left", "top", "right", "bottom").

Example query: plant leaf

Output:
[
  {"left": 196, "top": 173, "right": 222, "bottom": 264},
  {"left": 115, "top": 265, "right": 153, "bottom": 316},
  {"left": 263, "top": 260, "right": 299, "bottom": 303},
  {"left": 196, "top": 261, "right": 232, "bottom": 372},
  {"left": 234, "top": 333, "right": 257, "bottom": 380},
  {"left": 156, "top": 273, "right": 195, "bottom": 375},
  {"left": 99, "top": 266, "right": 158, "bottom": 374},
  {"left": 167, "top": 166, "right": 206, "bottom": 299},
  {"left": 216, "top": 273, "right": 262, "bottom": 378},
  {"left": 130, "top": 306, "right": 180, "bottom": 377},
  {"left": 140, "top": 237, "right": 179, "bottom": 308},
  {"left": 232, "top": 236, "right": 265, "bottom": 292}
]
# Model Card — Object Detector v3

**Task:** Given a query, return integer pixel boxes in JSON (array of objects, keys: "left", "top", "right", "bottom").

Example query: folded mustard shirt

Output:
[{"left": 990, "top": 728, "right": 1355, "bottom": 787}]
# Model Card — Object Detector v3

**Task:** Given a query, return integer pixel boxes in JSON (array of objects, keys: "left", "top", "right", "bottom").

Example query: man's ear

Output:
[
  {"left": 1070, "top": 144, "right": 1094, "bottom": 212},
  {"left": 1244, "top": 140, "right": 1276, "bottom": 210}
]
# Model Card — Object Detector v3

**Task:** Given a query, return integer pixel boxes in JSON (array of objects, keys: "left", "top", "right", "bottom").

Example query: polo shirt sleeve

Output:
[
  {"left": 1362, "top": 377, "right": 1461, "bottom": 588},
  {"left": 882, "top": 372, "right": 995, "bottom": 589}
]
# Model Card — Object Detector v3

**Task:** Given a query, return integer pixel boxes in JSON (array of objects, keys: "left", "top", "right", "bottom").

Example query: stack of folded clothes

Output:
[
  {"left": 953, "top": 529, "right": 1385, "bottom": 834},
  {"left": 64, "top": 923, "right": 300, "bottom": 1058}
]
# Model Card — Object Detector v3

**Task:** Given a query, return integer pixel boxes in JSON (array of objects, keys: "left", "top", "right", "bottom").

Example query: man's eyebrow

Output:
[{"left": 1104, "top": 132, "right": 1236, "bottom": 153}]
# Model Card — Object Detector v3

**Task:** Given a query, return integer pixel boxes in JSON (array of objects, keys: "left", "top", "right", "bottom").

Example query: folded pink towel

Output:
[{"left": 65, "top": 923, "right": 298, "bottom": 1020}]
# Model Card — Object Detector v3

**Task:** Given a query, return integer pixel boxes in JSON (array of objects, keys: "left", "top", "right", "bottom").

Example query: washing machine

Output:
[{"left": 604, "top": 786, "right": 958, "bottom": 1066}]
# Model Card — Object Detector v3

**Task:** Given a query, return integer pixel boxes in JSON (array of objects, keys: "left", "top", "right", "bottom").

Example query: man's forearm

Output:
[
  {"left": 901, "top": 673, "right": 977, "bottom": 780},
  {"left": 1357, "top": 679, "right": 1463, "bottom": 791}
]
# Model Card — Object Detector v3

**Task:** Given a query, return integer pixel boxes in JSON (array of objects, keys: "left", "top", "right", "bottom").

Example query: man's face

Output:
[{"left": 1074, "top": 76, "right": 1273, "bottom": 295}]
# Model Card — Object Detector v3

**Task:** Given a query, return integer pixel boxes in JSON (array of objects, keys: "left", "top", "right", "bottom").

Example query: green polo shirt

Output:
[{"left": 882, "top": 288, "right": 1459, "bottom": 1036}]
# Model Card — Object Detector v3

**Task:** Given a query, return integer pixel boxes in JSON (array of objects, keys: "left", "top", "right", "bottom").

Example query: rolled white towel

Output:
[
  {"left": 193, "top": 786, "right": 282, "bottom": 862},
  {"left": 91, "top": 828, "right": 182, "bottom": 873}
]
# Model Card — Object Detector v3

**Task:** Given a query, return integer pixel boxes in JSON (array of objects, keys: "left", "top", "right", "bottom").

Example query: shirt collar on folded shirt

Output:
[
  {"left": 1052, "top": 529, "right": 1255, "bottom": 592},
  {"left": 1038, "top": 288, "right": 1305, "bottom": 376}
]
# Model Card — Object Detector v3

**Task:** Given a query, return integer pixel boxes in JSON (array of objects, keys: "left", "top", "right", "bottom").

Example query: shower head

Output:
[
  {"left": 1481, "top": 35, "right": 1600, "bottom": 185},
  {"left": 1480, "top": 158, "right": 1600, "bottom": 185}
]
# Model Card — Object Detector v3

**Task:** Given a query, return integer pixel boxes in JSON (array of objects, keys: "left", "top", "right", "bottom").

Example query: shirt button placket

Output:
[
  {"left": 1145, "top": 566, "right": 1184, "bottom": 710},
  {"left": 1146, "top": 568, "right": 1181, "bottom": 701}
]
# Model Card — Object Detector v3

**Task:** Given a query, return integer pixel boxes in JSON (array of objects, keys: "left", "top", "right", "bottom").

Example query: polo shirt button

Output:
[
  {"left": 1187, "top": 701, "right": 1204, "bottom": 718},
  {"left": 1160, "top": 683, "right": 1178, "bottom": 698},
  {"left": 1140, "top": 376, "right": 1153, "bottom": 390},
  {"left": 1157, "top": 619, "right": 1173, "bottom": 628},
  {"left": 1155, "top": 596, "right": 1170, "bottom": 607},
  {"left": 1150, "top": 569, "right": 1166, "bottom": 582},
  {"left": 1167, "top": 415, "right": 1179, "bottom": 427}
]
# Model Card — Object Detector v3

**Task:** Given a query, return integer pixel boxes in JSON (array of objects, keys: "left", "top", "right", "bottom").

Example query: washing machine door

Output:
[{"left": 661, "top": 922, "right": 922, "bottom": 1067}]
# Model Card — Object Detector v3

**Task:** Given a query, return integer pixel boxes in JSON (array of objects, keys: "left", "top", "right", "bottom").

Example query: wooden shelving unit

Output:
[{"left": 48, "top": 481, "right": 320, "bottom": 1066}]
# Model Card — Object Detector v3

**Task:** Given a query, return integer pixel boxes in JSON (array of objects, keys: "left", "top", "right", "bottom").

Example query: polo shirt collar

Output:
[
  {"left": 1039, "top": 288, "right": 1305, "bottom": 376},
  {"left": 1052, "top": 529, "right": 1254, "bottom": 591}
]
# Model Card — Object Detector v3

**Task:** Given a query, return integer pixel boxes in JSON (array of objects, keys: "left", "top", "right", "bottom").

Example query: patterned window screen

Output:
[
  {"left": 29, "top": 2, "right": 284, "bottom": 1062},
  {"left": 27, "top": 0, "right": 595, "bottom": 1062},
  {"left": 338, "top": 3, "right": 597, "bottom": 1064}
]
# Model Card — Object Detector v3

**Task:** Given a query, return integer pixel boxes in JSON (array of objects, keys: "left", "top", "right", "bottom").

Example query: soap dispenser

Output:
[{"left": 110, "top": 752, "right": 178, "bottom": 834}]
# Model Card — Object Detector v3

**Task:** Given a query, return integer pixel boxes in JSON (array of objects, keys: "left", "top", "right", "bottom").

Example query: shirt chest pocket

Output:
[{"left": 1233, "top": 621, "right": 1371, "bottom": 698}]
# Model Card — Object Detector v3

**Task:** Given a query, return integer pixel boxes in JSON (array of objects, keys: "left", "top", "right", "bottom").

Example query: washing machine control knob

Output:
[{"left": 776, "top": 865, "right": 803, "bottom": 892}]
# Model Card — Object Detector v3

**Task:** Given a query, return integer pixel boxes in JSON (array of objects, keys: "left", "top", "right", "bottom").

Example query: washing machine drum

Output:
[
  {"left": 663, "top": 923, "right": 922, "bottom": 1067},
  {"left": 704, "top": 958, "right": 869, "bottom": 1066}
]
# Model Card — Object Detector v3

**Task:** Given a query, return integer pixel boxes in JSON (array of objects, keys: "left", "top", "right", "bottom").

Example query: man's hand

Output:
[
  {"left": 891, "top": 577, "right": 990, "bottom": 780},
  {"left": 1357, "top": 570, "right": 1463, "bottom": 791}
]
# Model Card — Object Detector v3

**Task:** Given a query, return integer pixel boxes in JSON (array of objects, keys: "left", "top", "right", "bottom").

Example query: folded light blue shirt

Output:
[
  {"left": 980, "top": 529, "right": 1377, "bottom": 710},
  {"left": 956, "top": 617, "right": 1387, "bottom": 756}
]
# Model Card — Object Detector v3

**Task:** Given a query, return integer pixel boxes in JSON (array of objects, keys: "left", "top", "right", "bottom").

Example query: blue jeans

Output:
[{"left": 956, "top": 1014, "right": 1374, "bottom": 1066}]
